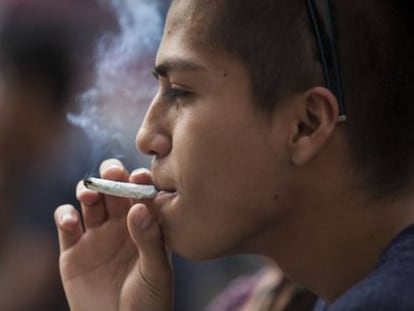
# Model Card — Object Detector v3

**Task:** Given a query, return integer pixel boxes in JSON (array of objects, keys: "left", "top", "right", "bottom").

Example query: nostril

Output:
[
  {"left": 135, "top": 126, "right": 153, "bottom": 155},
  {"left": 136, "top": 107, "right": 172, "bottom": 157},
  {"left": 136, "top": 128, "right": 172, "bottom": 158}
]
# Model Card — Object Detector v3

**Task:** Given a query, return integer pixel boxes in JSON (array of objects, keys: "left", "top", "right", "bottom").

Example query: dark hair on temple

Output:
[
  {"left": 205, "top": 1, "right": 319, "bottom": 111},
  {"left": 180, "top": 0, "right": 414, "bottom": 197}
]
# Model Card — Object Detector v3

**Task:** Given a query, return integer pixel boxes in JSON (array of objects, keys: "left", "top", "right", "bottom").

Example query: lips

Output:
[
  {"left": 151, "top": 167, "right": 178, "bottom": 209},
  {"left": 153, "top": 180, "right": 176, "bottom": 194},
  {"left": 153, "top": 189, "right": 177, "bottom": 211},
  {"left": 155, "top": 190, "right": 176, "bottom": 198},
  {"left": 152, "top": 171, "right": 176, "bottom": 192}
]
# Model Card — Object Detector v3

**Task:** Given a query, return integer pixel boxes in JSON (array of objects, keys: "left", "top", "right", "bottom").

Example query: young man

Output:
[{"left": 55, "top": 0, "right": 414, "bottom": 310}]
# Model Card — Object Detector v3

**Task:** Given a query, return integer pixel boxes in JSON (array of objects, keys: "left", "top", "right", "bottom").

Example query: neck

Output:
[{"left": 255, "top": 187, "right": 414, "bottom": 303}]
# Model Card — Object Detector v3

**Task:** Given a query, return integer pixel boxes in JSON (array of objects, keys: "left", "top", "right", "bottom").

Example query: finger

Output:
[
  {"left": 129, "top": 168, "right": 156, "bottom": 208},
  {"left": 99, "top": 159, "right": 132, "bottom": 218},
  {"left": 129, "top": 168, "right": 153, "bottom": 185},
  {"left": 77, "top": 181, "right": 107, "bottom": 229},
  {"left": 54, "top": 204, "right": 83, "bottom": 252},
  {"left": 127, "top": 204, "right": 172, "bottom": 290}
]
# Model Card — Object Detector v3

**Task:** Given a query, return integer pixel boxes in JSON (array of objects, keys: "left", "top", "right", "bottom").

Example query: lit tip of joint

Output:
[{"left": 83, "top": 179, "right": 93, "bottom": 187}]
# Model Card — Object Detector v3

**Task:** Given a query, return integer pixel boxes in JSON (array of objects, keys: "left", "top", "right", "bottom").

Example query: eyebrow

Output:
[{"left": 152, "top": 58, "right": 207, "bottom": 78}]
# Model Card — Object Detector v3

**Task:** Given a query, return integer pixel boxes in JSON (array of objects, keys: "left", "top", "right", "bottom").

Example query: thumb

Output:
[{"left": 127, "top": 204, "right": 173, "bottom": 300}]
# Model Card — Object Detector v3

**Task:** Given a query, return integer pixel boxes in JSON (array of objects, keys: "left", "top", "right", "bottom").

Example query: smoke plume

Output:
[{"left": 67, "top": 0, "right": 163, "bottom": 167}]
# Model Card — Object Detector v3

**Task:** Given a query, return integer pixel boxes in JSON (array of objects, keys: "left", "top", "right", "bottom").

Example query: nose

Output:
[{"left": 136, "top": 96, "right": 172, "bottom": 158}]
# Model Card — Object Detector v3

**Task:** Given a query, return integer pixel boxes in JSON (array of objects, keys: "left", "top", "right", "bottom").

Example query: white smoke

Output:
[{"left": 67, "top": 0, "right": 163, "bottom": 166}]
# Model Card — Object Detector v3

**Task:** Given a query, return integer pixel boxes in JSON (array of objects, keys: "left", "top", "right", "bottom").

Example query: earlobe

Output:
[{"left": 290, "top": 87, "right": 339, "bottom": 166}]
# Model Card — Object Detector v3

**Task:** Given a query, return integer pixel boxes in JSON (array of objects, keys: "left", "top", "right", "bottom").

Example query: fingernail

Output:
[
  {"left": 61, "top": 212, "right": 76, "bottom": 224},
  {"left": 131, "top": 168, "right": 149, "bottom": 175},
  {"left": 100, "top": 159, "right": 122, "bottom": 173},
  {"left": 76, "top": 181, "right": 87, "bottom": 194},
  {"left": 134, "top": 205, "right": 152, "bottom": 230}
]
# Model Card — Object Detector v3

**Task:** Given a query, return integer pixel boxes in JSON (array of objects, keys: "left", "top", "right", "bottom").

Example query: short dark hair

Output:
[{"left": 174, "top": 0, "right": 414, "bottom": 197}]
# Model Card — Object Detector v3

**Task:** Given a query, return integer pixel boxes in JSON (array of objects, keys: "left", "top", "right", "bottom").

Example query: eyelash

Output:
[
  {"left": 152, "top": 71, "right": 192, "bottom": 102},
  {"left": 163, "top": 88, "right": 191, "bottom": 101}
]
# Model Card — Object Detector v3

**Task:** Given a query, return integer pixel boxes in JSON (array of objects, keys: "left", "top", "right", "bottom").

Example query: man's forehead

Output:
[
  {"left": 167, "top": 0, "right": 218, "bottom": 32},
  {"left": 160, "top": 1, "right": 208, "bottom": 55},
  {"left": 170, "top": 0, "right": 214, "bottom": 12},
  {"left": 169, "top": 0, "right": 192, "bottom": 18},
  {"left": 157, "top": 0, "right": 236, "bottom": 74}
]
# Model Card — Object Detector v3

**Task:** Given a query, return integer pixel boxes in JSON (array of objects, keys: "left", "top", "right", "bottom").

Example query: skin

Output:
[{"left": 55, "top": 1, "right": 414, "bottom": 310}]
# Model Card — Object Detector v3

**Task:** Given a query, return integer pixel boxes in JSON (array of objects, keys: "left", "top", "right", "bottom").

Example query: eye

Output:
[
  {"left": 164, "top": 88, "right": 191, "bottom": 101},
  {"left": 152, "top": 69, "right": 159, "bottom": 80}
]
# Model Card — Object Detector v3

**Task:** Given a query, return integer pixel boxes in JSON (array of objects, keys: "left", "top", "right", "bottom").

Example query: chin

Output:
[
  {"left": 165, "top": 236, "right": 233, "bottom": 261},
  {"left": 175, "top": 250, "right": 223, "bottom": 261}
]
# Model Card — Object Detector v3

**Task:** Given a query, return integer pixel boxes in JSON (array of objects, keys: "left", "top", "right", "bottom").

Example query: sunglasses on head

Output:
[{"left": 306, "top": 0, "right": 346, "bottom": 122}]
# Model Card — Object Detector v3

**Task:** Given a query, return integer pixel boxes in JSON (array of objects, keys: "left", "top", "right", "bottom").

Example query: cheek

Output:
[
  {"left": 173, "top": 113, "right": 280, "bottom": 215},
  {"left": 164, "top": 116, "right": 290, "bottom": 258}
]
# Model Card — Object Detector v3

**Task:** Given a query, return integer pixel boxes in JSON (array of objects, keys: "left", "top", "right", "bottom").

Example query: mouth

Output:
[
  {"left": 153, "top": 189, "right": 177, "bottom": 215},
  {"left": 154, "top": 184, "right": 176, "bottom": 193},
  {"left": 154, "top": 185, "right": 177, "bottom": 197},
  {"left": 153, "top": 181, "right": 176, "bottom": 194},
  {"left": 150, "top": 166, "right": 179, "bottom": 210},
  {"left": 155, "top": 189, "right": 177, "bottom": 198},
  {"left": 153, "top": 180, "right": 177, "bottom": 204}
]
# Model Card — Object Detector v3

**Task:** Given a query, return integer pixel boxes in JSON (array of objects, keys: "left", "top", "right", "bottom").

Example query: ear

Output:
[{"left": 289, "top": 87, "right": 339, "bottom": 166}]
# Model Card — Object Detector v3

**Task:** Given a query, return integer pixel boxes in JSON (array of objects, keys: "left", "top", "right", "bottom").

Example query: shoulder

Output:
[{"left": 328, "top": 248, "right": 414, "bottom": 311}]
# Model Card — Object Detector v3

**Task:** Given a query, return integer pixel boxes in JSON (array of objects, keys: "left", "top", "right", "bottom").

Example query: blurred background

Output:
[{"left": 0, "top": 0, "right": 265, "bottom": 310}]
